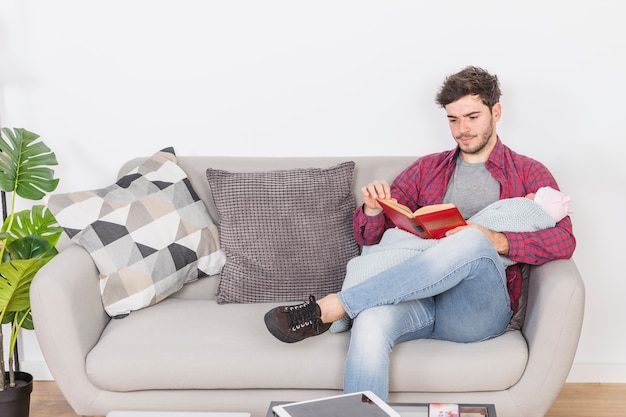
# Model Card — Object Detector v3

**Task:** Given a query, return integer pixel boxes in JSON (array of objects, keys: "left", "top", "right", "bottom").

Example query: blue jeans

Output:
[{"left": 339, "top": 228, "right": 513, "bottom": 400}]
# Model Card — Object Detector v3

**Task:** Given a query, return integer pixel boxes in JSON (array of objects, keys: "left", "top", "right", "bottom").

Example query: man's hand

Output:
[
  {"left": 361, "top": 180, "right": 392, "bottom": 216},
  {"left": 446, "top": 223, "right": 510, "bottom": 255}
]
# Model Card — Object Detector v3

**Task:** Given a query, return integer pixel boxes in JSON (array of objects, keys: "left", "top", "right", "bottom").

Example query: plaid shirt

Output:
[{"left": 353, "top": 138, "right": 576, "bottom": 312}]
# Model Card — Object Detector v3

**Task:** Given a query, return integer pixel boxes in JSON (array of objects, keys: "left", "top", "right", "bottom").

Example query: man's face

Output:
[{"left": 445, "top": 94, "right": 501, "bottom": 162}]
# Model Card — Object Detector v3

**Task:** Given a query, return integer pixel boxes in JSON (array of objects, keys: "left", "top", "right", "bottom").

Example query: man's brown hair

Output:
[{"left": 435, "top": 66, "right": 502, "bottom": 110}]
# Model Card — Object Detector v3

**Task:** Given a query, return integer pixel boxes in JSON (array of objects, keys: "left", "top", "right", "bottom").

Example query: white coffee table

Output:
[{"left": 107, "top": 412, "right": 250, "bottom": 417}]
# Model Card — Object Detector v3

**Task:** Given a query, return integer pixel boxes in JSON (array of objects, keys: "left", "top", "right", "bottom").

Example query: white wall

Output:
[{"left": 2, "top": 0, "right": 625, "bottom": 382}]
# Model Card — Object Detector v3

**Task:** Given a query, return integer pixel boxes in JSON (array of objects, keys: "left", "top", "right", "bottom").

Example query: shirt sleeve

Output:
[
  {"left": 504, "top": 215, "right": 576, "bottom": 265},
  {"left": 352, "top": 204, "right": 389, "bottom": 246},
  {"left": 500, "top": 157, "right": 577, "bottom": 264}
]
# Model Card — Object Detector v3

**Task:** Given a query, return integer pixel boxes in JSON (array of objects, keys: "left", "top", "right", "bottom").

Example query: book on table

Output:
[
  {"left": 377, "top": 199, "right": 467, "bottom": 239},
  {"left": 271, "top": 391, "right": 400, "bottom": 417}
]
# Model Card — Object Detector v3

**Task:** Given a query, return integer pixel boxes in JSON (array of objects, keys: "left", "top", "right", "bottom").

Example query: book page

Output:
[
  {"left": 414, "top": 203, "right": 457, "bottom": 215},
  {"left": 377, "top": 199, "right": 414, "bottom": 217}
]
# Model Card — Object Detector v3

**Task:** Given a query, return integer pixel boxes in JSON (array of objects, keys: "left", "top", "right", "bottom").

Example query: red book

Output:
[{"left": 377, "top": 199, "right": 467, "bottom": 239}]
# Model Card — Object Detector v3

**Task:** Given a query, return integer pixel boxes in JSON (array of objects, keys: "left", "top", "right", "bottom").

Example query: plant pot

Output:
[{"left": 0, "top": 372, "right": 33, "bottom": 417}]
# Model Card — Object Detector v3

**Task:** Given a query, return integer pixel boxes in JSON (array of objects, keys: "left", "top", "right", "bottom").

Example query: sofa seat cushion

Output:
[{"left": 86, "top": 298, "right": 528, "bottom": 393}]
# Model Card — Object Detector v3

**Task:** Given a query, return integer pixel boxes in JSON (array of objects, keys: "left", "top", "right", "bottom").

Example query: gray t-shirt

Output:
[{"left": 443, "top": 157, "right": 500, "bottom": 219}]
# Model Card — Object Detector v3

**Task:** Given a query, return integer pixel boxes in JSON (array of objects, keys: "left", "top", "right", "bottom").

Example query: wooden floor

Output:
[{"left": 29, "top": 381, "right": 626, "bottom": 417}]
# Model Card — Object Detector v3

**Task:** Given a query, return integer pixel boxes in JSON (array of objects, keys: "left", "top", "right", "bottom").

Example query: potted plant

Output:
[{"left": 0, "top": 127, "right": 61, "bottom": 417}]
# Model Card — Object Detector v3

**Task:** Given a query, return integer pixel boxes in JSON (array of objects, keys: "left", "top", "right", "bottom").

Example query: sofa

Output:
[{"left": 30, "top": 154, "right": 585, "bottom": 417}]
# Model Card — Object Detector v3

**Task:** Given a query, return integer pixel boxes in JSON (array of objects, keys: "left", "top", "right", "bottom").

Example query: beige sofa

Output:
[{"left": 30, "top": 156, "right": 585, "bottom": 417}]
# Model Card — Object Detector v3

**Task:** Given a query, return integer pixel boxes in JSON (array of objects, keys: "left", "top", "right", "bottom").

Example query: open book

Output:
[{"left": 377, "top": 199, "right": 467, "bottom": 239}]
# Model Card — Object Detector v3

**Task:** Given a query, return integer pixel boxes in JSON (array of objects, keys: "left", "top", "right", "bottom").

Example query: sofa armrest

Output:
[
  {"left": 30, "top": 244, "right": 110, "bottom": 410},
  {"left": 511, "top": 259, "right": 585, "bottom": 416}
]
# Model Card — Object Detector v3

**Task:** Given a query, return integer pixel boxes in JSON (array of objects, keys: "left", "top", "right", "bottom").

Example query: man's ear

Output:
[{"left": 492, "top": 102, "right": 502, "bottom": 122}]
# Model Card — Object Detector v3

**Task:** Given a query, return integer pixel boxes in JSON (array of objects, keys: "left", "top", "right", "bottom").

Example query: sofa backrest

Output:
[{"left": 119, "top": 155, "right": 419, "bottom": 225}]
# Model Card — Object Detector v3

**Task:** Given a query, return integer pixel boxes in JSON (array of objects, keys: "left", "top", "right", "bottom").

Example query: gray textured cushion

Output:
[
  {"left": 206, "top": 162, "right": 360, "bottom": 304},
  {"left": 47, "top": 148, "right": 226, "bottom": 317}
]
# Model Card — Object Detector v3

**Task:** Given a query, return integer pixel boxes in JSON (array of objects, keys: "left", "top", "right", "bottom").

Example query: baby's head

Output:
[{"left": 533, "top": 186, "right": 572, "bottom": 222}]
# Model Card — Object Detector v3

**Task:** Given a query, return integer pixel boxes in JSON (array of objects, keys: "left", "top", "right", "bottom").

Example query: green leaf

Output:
[
  {"left": 0, "top": 127, "right": 59, "bottom": 201},
  {"left": 15, "top": 310, "right": 34, "bottom": 331},
  {"left": 7, "top": 236, "right": 58, "bottom": 260},
  {"left": 1, "top": 310, "right": 14, "bottom": 325},
  {"left": 0, "top": 310, "right": 32, "bottom": 330},
  {"left": 1, "top": 205, "right": 63, "bottom": 249},
  {"left": 0, "top": 258, "right": 43, "bottom": 314}
]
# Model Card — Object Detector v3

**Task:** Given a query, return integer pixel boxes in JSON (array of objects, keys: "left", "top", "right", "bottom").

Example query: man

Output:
[{"left": 264, "top": 66, "right": 576, "bottom": 400}]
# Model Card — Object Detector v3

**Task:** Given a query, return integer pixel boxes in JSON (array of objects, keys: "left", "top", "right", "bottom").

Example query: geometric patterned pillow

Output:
[
  {"left": 47, "top": 148, "right": 226, "bottom": 318},
  {"left": 206, "top": 162, "right": 360, "bottom": 304}
]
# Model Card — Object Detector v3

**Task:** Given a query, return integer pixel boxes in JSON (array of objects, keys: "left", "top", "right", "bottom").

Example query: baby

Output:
[{"left": 526, "top": 186, "right": 572, "bottom": 223}]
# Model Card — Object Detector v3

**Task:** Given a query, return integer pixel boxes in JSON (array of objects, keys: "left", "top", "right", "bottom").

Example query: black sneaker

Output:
[{"left": 264, "top": 295, "right": 331, "bottom": 343}]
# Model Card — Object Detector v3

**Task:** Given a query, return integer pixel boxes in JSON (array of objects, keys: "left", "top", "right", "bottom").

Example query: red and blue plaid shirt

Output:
[{"left": 353, "top": 138, "right": 576, "bottom": 313}]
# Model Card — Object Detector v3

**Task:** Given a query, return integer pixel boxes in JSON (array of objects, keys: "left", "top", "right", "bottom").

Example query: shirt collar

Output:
[{"left": 486, "top": 136, "right": 506, "bottom": 171}]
